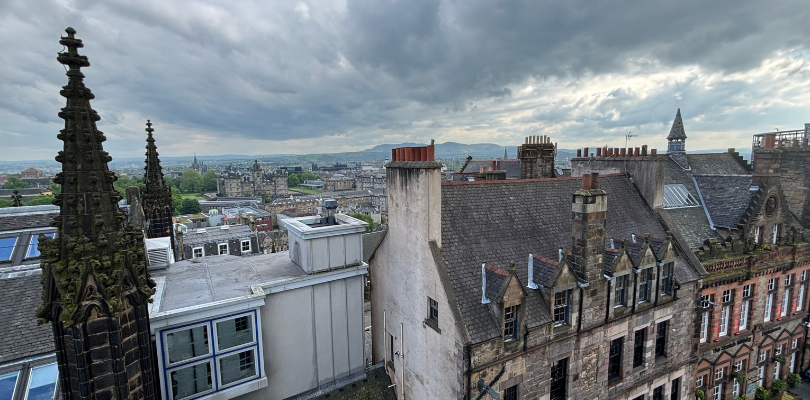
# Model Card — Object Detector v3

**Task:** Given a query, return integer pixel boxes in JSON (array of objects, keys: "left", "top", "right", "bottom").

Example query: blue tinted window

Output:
[
  {"left": 0, "top": 371, "right": 19, "bottom": 400},
  {"left": 27, "top": 233, "right": 55, "bottom": 258},
  {"left": 0, "top": 238, "right": 16, "bottom": 261},
  {"left": 25, "top": 363, "right": 58, "bottom": 400}
]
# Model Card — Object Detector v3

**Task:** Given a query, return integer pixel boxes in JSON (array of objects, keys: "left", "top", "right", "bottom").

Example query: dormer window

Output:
[
  {"left": 553, "top": 290, "right": 570, "bottom": 326},
  {"left": 638, "top": 269, "right": 652, "bottom": 303},
  {"left": 660, "top": 263, "right": 673, "bottom": 296},
  {"left": 504, "top": 305, "right": 519, "bottom": 340},
  {"left": 614, "top": 275, "right": 628, "bottom": 307}
]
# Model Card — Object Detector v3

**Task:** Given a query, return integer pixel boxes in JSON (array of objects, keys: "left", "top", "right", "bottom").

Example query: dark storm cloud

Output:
[{"left": 0, "top": 0, "right": 809, "bottom": 160}]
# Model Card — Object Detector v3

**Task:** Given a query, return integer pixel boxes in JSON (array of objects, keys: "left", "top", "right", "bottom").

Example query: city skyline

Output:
[{"left": 1, "top": 0, "right": 809, "bottom": 161}]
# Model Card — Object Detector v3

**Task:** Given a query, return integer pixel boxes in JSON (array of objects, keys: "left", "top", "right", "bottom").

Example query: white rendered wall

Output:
[{"left": 370, "top": 163, "right": 464, "bottom": 400}]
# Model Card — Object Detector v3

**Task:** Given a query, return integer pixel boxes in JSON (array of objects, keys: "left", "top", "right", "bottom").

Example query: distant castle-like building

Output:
[{"left": 218, "top": 159, "right": 289, "bottom": 198}]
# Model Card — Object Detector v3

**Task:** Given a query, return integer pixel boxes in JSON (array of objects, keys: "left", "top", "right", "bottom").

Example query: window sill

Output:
[
  {"left": 608, "top": 376, "right": 622, "bottom": 387},
  {"left": 424, "top": 319, "right": 441, "bottom": 334}
]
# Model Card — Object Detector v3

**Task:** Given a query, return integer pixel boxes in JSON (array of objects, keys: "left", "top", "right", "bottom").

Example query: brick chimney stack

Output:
[
  {"left": 571, "top": 172, "right": 608, "bottom": 329},
  {"left": 752, "top": 133, "right": 782, "bottom": 188},
  {"left": 518, "top": 135, "right": 556, "bottom": 179}
]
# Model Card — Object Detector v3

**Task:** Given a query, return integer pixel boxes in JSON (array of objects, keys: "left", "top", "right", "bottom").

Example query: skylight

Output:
[
  {"left": 663, "top": 184, "right": 700, "bottom": 209},
  {"left": 0, "top": 237, "right": 17, "bottom": 261}
]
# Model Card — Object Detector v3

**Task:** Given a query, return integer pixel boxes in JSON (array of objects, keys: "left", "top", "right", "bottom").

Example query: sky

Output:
[{"left": 1, "top": 0, "right": 809, "bottom": 161}]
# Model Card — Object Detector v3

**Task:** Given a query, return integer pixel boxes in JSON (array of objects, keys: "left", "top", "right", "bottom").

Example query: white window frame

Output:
[
  {"left": 743, "top": 284, "right": 752, "bottom": 297},
  {"left": 765, "top": 293, "right": 773, "bottom": 322},
  {"left": 218, "top": 243, "right": 228, "bottom": 255},
  {"left": 716, "top": 367, "right": 724, "bottom": 381},
  {"left": 719, "top": 306, "right": 730, "bottom": 337},
  {"left": 165, "top": 358, "right": 216, "bottom": 400},
  {"left": 735, "top": 360, "right": 744, "bottom": 371},
  {"left": 215, "top": 347, "right": 259, "bottom": 390},
  {"left": 791, "top": 353, "right": 796, "bottom": 373},
  {"left": 769, "top": 278, "right": 777, "bottom": 291},
  {"left": 192, "top": 247, "right": 204, "bottom": 258},
  {"left": 781, "top": 289, "right": 790, "bottom": 316},
  {"left": 793, "top": 339, "right": 799, "bottom": 349},
  {"left": 773, "top": 224, "right": 779, "bottom": 244},
  {"left": 799, "top": 285, "right": 805, "bottom": 312},
  {"left": 760, "top": 350, "right": 767, "bottom": 363},
  {"left": 713, "top": 383, "right": 722, "bottom": 400},
  {"left": 776, "top": 344, "right": 782, "bottom": 355},
  {"left": 723, "top": 289, "right": 733, "bottom": 303},
  {"left": 740, "top": 300, "right": 749, "bottom": 331},
  {"left": 758, "top": 366, "right": 765, "bottom": 386},
  {"left": 240, "top": 240, "right": 251, "bottom": 254},
  {"left": 697, "top": 375, "right": 704, "bottom": 387},
  {"left": 774, "top": 362, "right": 780, "bottom": 380},
  {"left": 733, "top": 379, "right": 740, "bottom": 397},
  {"left": 212, "top": 312, "right": 257, "bottom": 353},
  {"left": 802, "top": 270, "right": 807, "bottom": 282},
  {"left": 24, "top": 363, "right": 58, "bottom": 400},
  {"left": 700, "top": 311, "right": 709, "bottom": 343},
  {"left": 786, "top": 274, "right": 793, "bottom": 286},
  {"left": 162, "top": 322, "right": 213, "bottom": 367},
  {"left": 754, "top": 226, "right": 761, "bottom": 244}
]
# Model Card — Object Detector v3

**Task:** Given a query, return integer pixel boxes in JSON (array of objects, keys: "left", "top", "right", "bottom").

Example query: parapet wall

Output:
[{"left": 571, "top": 145, "right": 664, "bottom": 209}]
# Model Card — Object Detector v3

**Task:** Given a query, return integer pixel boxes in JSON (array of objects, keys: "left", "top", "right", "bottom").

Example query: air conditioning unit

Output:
[{"left": 144, "top": 237, "right": 174, "bottom": 270}]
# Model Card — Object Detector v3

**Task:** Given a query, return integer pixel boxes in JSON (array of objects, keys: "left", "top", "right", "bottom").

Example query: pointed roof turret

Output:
[
  {"left": 36, "top": 28, "right": 158, "bottom": 399},
  {"left": 667, "top": 108, "right": 687, "bottom": 140},
  {"left": 142, "top": 120, "right": 175, "bottom": 240}
]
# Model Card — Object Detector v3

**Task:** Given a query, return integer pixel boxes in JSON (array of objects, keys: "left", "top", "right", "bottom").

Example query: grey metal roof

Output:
[
  {"left": 0, "top": 206, "right": 59, "bottom": 232},
  {"left": 0, "top": 269, "right": 55, "bottom": 364},
  {"left": 439, "top": 175, "right": 696, "bottom": 344}
]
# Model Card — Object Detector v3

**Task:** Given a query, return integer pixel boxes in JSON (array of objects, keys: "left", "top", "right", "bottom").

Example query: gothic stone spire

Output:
[
  {"left": 36, "top": 28, "right": 158, "bottom": 400},
  {"left": 667, "top": 108, "right": 687, "bottom": 140},
  {"left": 142, "top": 120, "right": 174, "bottom": 239}
]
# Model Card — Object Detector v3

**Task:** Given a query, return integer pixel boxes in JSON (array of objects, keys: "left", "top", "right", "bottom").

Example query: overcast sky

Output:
[{"left": 1, "top": 0, "right": 809, "bottom": 161}]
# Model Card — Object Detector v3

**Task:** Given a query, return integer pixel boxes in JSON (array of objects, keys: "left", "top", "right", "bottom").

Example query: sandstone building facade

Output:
[
  {"left": 572, "top": 110, "right": 810, "bottom": 399},
  {"left": 369, "top": 143, "right": 702, "bottom": 400},
  {"left": 218, "top": 159, "right": 289, "bottom": 198}
]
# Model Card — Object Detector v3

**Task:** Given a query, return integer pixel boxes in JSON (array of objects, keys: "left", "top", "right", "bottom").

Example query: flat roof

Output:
[{"left": 151, "top": 253, "right": 306, "bottom": 313}]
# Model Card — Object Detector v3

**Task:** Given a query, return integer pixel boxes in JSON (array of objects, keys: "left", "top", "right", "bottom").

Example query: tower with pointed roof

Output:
[
  {"left": 36, "top": 28, "right": 158, "bottom": 400},
  {"left": 142, "top": 120, "right": 175, "bottom": 241},
  {"left": 667, "top": 108, "right": 687, "bottom": 153}
]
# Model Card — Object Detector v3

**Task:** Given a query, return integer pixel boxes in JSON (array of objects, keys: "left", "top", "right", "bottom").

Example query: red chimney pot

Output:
[
  {"left": 590, "top": 173, "right": 599, "bottom": 189},
  {"left": 581, "top": 174, "right": 591, "bottom": 190}
]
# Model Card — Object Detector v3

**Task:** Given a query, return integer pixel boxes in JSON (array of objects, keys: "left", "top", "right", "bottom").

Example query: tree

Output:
[
  {"left": 178, "top": 169, "right": 203, "bottom": 193},
  {"left": 26, "top": 195, "right": 55, "bottom": 206},
  {"left": 0, "top": 198, "right": 14, "bottom": 208},
  {"left": 287, "top": 174, "right": 301, "bottom": 187},
  {"left": 4, "top": 177, "right": 31, "bottom": 189},
  {"left": 347, "top": 212, "right": 376, "bottom": 233},
  {"left": 771, "top": 379, "right": 787, "bottom": 398},
  {"left": 788, "top": 372, "right": 801, "bottom": 389},
  {"left": 202, "top": 170, "right": 218, "bottom": 192},
  {"left": 171, "top": 187, "right": 182, "bottom": 215},
  {"left": 301, "top": 171, "right": 317, "bottom": 181},
  {"left": 179, "top": 198, "right": 201, "bottom": 214},
  {"left": 113, "top": 175, "right": 143, "bottom": 200},
  {"left": 48, "top": 181, "right": 61, "bottom": 195}
]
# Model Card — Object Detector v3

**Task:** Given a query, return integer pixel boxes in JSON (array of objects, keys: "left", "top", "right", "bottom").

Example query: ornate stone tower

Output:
[
  {"left": 667, "top": 108, "right": 687, "bottom": 153},
  {"left": 142, "top": 120, "right": 175, "bottom": 240},
  {"left": 36, "top": 28, "right": 158, "bottom": 400}
]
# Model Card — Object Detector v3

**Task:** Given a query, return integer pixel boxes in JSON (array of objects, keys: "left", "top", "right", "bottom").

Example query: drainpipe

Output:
[
  {"left": 577, "top": 286, "right": 584, "bottom": 331},
  {"left": 465, "top": 345, "right": 472, "bottom": 400},
  {"left": 401, "top": 322, "right": 405, "bottom": 400},
  {"left": 655, "top": 262, "right": 662, "bottom": 305},
  {"left": 605, "top": 279, "right": 612, "bottom": 322}
]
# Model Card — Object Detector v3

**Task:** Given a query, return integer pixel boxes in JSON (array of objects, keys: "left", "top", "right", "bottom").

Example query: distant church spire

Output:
[
  {"left": 36, "top": 28, "right": 158, "bottom": 400},
  {"left": 667, "top": 108, "right": 687, "bottom": 153},
  {"left": 504, "top": 147, "right": 508, "bottom": 159},
  {"left": 142, "top": 120, "right": 174, "bottom": 240}
]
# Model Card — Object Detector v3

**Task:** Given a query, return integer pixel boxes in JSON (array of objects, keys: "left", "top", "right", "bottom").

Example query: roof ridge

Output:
[{"left": 484, "top": 263, "right": 509, "bottom": 276}]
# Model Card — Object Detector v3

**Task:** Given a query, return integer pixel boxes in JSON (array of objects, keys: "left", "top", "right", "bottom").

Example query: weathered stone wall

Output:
[
  {"left": 571, "top": 156, "right": 665, "bottom": 209},
  {"left": 465, "top": 280, "right": 697, "bottom": 400}
]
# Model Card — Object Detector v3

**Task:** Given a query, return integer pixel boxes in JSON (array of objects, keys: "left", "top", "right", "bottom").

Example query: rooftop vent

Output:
[{"left": 323, "top": 199, "right": 338, "bottom": 225}]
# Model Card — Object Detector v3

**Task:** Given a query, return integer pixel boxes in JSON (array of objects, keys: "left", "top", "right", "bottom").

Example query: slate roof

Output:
[
  {"left": 461, "top": 160, "right": 521, "bottom": 179},
  {"left": 0, "top": 206, "right": 59, "bottom": 232},
  {"left": 663, "top": 153, "right": 754, "bottom": 246},
  {"left": 693, "top": 175, "right": 754, "bottom": 229},
  {"left": 362, "top": 230, "right": 387, "bottom": 263},
  {"left": 531, "top": 255, "right": 560, "bottom": 287},
  {"left": 183, "top": 225, "right": 255, "bottom": 247},
  {"left": 439, "top": 175, "right": 695, "bottom": 344},
  {"left": 484, "top": 265, "right": 508, "bottom": 302},
  {"left": 667, "top": 109, "right": 687, "bottom": 140},
  {"left": 0, "top": 269, "right": 54, "bottom": 364}
]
